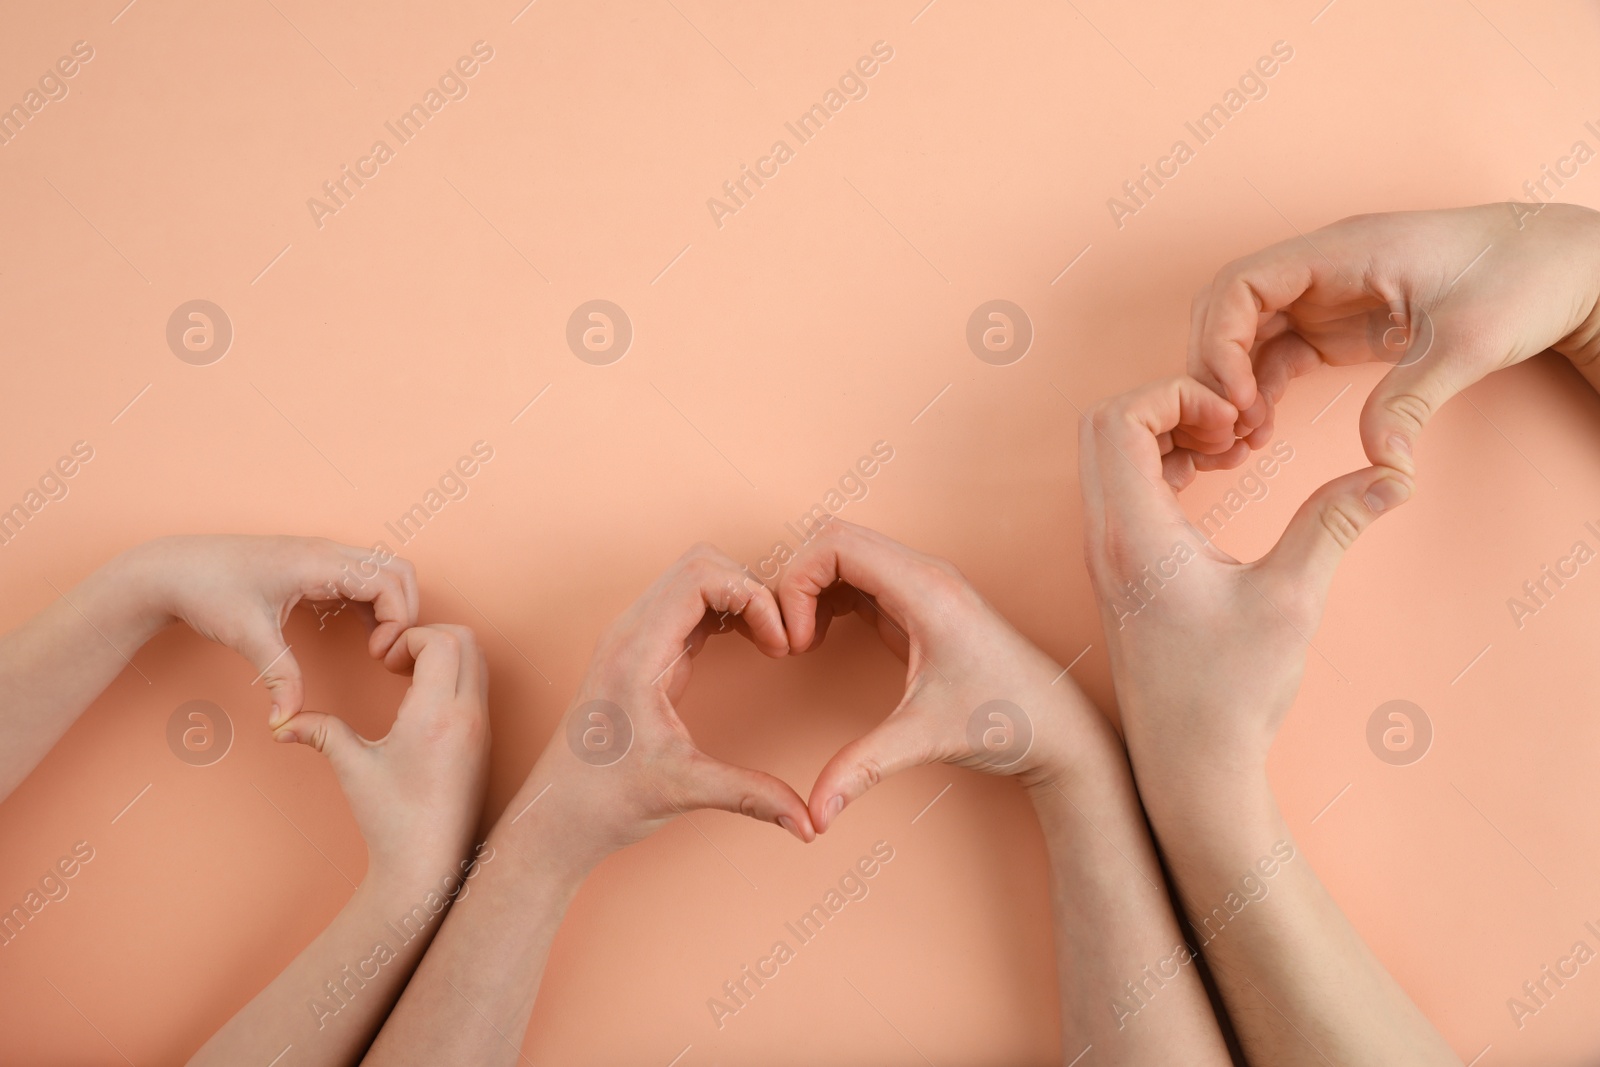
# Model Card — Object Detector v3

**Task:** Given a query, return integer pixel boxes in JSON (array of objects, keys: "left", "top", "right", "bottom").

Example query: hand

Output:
[
  {"left": 273, "top": 625, "right": 490, "bottom": 886},
  {"left": 776, "top": 518, "right": 1119, "bottom": 833},
  {"left": 519, "top": 543, "right": 816, "bottom": 871},
  {"left": 119, "top": 535, "right": 419, "bottom": 727},
  {"left": 1188, "top": 202, "right": 1600, "bottom": 473},
  {"left": 1078, "top": 376, "right": 1410, "bottom": 785}
]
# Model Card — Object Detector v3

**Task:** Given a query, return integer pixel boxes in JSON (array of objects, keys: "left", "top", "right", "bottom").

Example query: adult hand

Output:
[
  {"left": 1079, "top": 376, "right": 1411, "bottom": 785},
  {"left": 776, "top": 519, "right": 1120, "bottom": 833},
  {"left": 120, "top": 535, "right": 419, "bottom": 727},
  {"left": 1189, "top": 202, "right": 1600, "bottom": 473}
]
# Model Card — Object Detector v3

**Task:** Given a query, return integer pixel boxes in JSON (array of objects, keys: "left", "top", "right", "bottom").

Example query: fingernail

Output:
[
  {"left": 1364, "top": 478, "right": 1411, "bottom": 514},
  {"left": 274, "top": 730, "right": 296, "bottom": 744},
  {"left": 824, "top": 795, "right": 844, "bottom": 828},
  {"left": 268, "top": 704, "right": 282, "bottom": 729},
  {"left": 778, "top": 815, "right": 800, "bottom": 839},
  {"left": 1387, "top": 432, "right": 1412, "bottom": 457}
]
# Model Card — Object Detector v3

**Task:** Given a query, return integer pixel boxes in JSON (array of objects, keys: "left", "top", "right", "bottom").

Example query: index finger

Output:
[
  {"left": 1192, "top": 237, "right": 1352, "bottom": 411},
  {"left": 384, "top": 625, "right": 464, "bottom": 698},
  {"left": 1083, "top": 377, "right": 1237, "bottom": 549},
  {"left": 643, "top": 544, "right": 789, "bottom": 668},
  {"left": 775, "top": 520, "right": 933, "bottom": 653},
  {"left": 320, "top": 543, "right": 420, "bottom": 659}
]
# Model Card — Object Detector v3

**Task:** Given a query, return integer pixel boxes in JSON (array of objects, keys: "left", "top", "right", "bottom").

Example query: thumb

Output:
[
  {"left": 1358, "top": 346, "right": 1470, "bottom": 477},
  {"left": 1259, "top": 465, "right": 1412, "bottom": 600},
  {"left": 234, "top": 616, "right": 304, "bottom": 730},
  {"left": 807, "top": 709, "right": 937, "bottom": 834},
  {"left": 671, "top": 756, "right": 816, "bottom": 843},
  {"left": 272, "top": 710, "right": 365, "bottom": 778}
]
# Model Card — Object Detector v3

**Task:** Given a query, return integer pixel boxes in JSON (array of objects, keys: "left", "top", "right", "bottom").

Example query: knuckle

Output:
[
  {"left": 811, "top": 516, "right": 847, "bottom": 544},
  {"left": 857, "top": 755, "right": 885, "bottom": 789},
  {"left": 1382, "top": 392, "right": 1433, "bottom": 434},
  {"left": 1088, "top": 398, "right": 1122, "bottom": 435},
  {"left": 442, "top": 624, "right": 480, "bottom": 651},
  {"left": 1318, "top": 500, "right": 1365, "bottom": 549}
]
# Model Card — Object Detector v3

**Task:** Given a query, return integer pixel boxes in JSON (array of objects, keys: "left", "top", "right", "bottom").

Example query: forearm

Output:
[
  {"left": 1027, "top": 732, "right": 1231, "bottom": 1066},
  {"left": 188, "top": 870, "right": 464, "bottom": 1067},
  {"left": 0, "top": 547, "right": 169, "bottom": 800},
  {"left": 1136, "top": 765, "right": 1457, "bottom": 1066},
  {"left": 362, "top": 772, "right": 592, "bottom": 1066}
]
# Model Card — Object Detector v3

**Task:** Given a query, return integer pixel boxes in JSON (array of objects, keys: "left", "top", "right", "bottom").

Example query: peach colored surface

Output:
[{"left": 2, "top": 1, "right": 1599, "bottom": 1063}]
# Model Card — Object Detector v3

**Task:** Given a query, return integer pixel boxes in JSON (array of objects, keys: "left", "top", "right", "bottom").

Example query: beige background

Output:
[{"left": 2, "top": 1, "right": 1600, "bottom": 1063}]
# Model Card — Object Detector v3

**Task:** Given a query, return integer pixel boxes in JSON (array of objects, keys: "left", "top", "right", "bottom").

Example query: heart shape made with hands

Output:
[{"left": 544, "top": 528, "right": 1096, "bottom": 853}]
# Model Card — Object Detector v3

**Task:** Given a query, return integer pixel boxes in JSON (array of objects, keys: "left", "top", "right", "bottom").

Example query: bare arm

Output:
[
  {"left": 188, "top": 625, "right": 489, "bottom": 1066},
  {"left": 1079, "top": 376, "right": 1458, "bottom": 1064},
  {"left": 0, "top": 553, "right": 166, "bottom": 799},
  {"left": 0, "top": 535, "right": 418, "bottom": 803},
  {"left": 776, "top": 520, "right": 1231, "bottom": 1064},
  {"left": 364, "top": 544, "right": 817, "bottom": 1065}
]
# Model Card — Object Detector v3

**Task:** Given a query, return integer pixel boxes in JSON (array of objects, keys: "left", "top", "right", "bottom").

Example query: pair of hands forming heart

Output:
[
  {"left": 1094, "top": 202, "right": 1600, "bottom": 794},
  {"left": 1069, "top": 203, "right": 1600, "bottom": 1065},
  {"left": 523, "top": 523, "right": 1114, "bottom": 872}
]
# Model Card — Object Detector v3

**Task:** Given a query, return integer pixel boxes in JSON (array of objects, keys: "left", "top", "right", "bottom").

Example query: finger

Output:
[
  {"left": 1161, "top": 440, "right": 1250, "bottom": 490},
  {"left": 272, "top": 710, "right": 366, "bottom": 779},
  {"left": 664, "top": 547, "right": 789, "bottom": 660},
  {"left": 671, "top": 756, "right": 816, "bottom": 842},
  {"left": 234, "top": 615, "right": 304, "bottom": 729},
  {"left": 1089, "top": 376, "right": 1238, "bottom": 534},
  {"left": 383, "top": 625, "right": 464, "bottom": 699},
  {"left": 806, "top": 710, "right": 936, "bottom": 833},
  {"left": 1193, "top": 242, "right": 1363, "bottom": 414},
  {"left": 366, "top": 559, "right": 419, "bottom": 660},
  {"left": 1258, "top": 465, "right": 1412, "bottom": 597},
  {"left": 1357, "top": 354, "right": 1474, "bottom": 478},
  {"left": 424, "top": 624, "right": 482, "bottom": 697},
  {"left": 1170, "top": 424, "right": 1240, "bottom": 454},
  {"left": 322, "top": 545, "right": 419, "bottom": 661},
  {"left": 776, "top": 520, "right": 929, "bottom": 654}
]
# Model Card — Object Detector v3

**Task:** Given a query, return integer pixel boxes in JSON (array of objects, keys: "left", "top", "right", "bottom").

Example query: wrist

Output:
[
  {"left": 1551, "top": 205, "right": 1600, "bottom": 370},
  {"left": 497, "top": 764, "right": 611, "bottom": 889},
  {"left": 78, "top": 545, "right": 176, "bottom": 648},
  {"left": 364, "top": 840, "right": 482, "bottom": 904},
  {"left": 1007, "top": 676, "right": 1130, "bottom": 793},
  {"left": 1131, "top": 756, "right": 1279, "bottom": 855}
]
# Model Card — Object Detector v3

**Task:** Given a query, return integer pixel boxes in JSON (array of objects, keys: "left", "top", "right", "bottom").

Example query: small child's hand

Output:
[
  {"left": 273, "top": 624, "right": 491, "bottom": 887},
  {"left": 120, "top": 534, "right": 419, "bottom": 727}
]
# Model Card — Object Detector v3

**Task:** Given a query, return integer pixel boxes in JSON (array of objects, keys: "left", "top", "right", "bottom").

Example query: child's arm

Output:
[
  {"left": 0, "top": 534, "right": 418, "bottom": 802},
  {"left": 186, "top": 625, "right": 491, "bottom": 1067}
]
